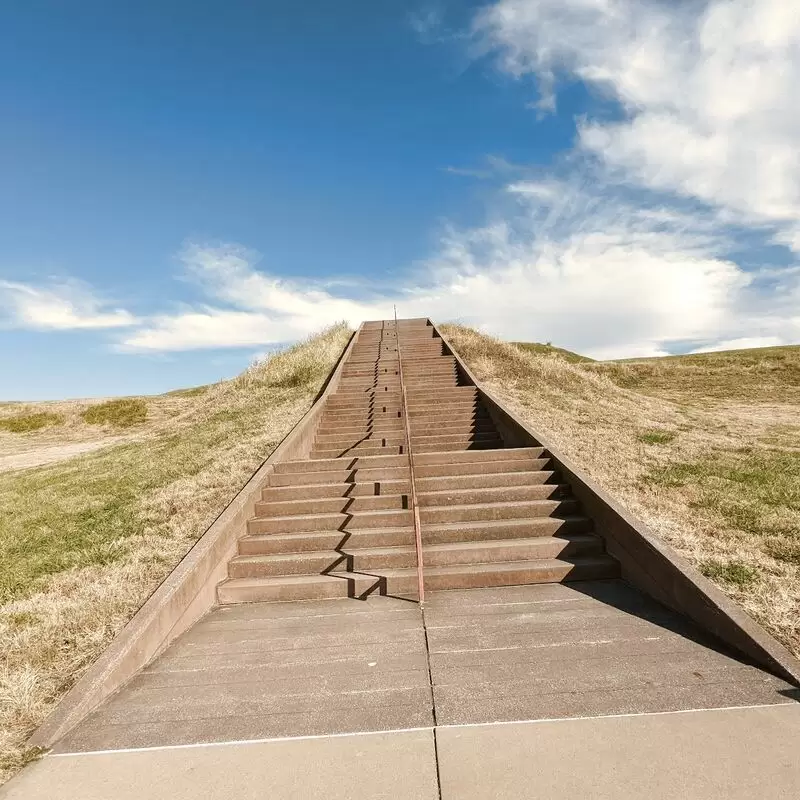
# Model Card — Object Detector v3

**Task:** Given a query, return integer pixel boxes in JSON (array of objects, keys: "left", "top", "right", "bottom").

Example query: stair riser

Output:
[
  {"left": 420, "top": 500, "right": 578, "bottom": 524},
  {"left": 310, "top": 445, "right": 404, "bottom": 459},
  {"left": 313, "top": 435, "right": 406, "bottom": 449},
  {"left": 420, "top": 485, "right": 568, "bottom": 506},
  {"left": 414, "top": 458, "right": 549, "bottom": 479},
  {"left": 411, "top": 432, "right": 500, "bottom": 445},
  {"left": 254, "top": 495, "right": 408, "bottom": 517},
  {"left": 416, "top": 448, "right": 543, "bottom": 464},
  {"left": 423, "top": 560, "right": 620, "bottom": 591},
  {"left": 248, "top": 510, "right": 412, "bottom": 534},
  {"left": 416, "top": 471, "right": 556, "bottom": 492},
  {"left": 239, "top": 529, "right": 414, "bottom": 555},
  {"left": 275, "top": 455, "right": 408, "bottom": 474},
  {"left": 268, "top": 467, "right": 409, "bottom": 486},
  {"left": 413, "top": 440, "right": 504, "bottom": 453},
  {"left": 230, "top": 550, "right": 419, "bottom": 578},
  {"left": 423, "top": 537, "right": 603, "bottom": 567},
  {"left": 424, "top": 517, "right": 592, "bottom": 544},
  {"left": 217, "top": 577, "right": 380, "bottom": 604},
  {"left": 261, "top": 480, "right": 410, "bottom": 501}
]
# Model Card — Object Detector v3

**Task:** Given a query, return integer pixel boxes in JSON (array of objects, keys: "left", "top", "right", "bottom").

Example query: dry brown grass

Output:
[
  {"left": 0, "top": 323, "right": 351, "bottom": 783},
  {"left": 441, "top": 324, "right": 800, "bottom": 661}
]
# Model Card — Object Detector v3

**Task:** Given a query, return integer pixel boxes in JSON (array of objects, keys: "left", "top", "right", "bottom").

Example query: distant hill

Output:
[
  {"left": 512, "top": 341, "right": 594, "bottom": 363},
  {"left": 590, "top": 343, "right": 800, "bottom": 404}
]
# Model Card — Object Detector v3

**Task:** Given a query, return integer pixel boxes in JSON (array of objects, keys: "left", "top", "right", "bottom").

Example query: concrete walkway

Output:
[{"left": 4, "top": 582, "right": 799, "bottom": 798}]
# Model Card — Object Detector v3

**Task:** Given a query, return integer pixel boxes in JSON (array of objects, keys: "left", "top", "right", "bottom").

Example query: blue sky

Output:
[{"left": 2, "top": 0, "right": 799, "bottom": 399}]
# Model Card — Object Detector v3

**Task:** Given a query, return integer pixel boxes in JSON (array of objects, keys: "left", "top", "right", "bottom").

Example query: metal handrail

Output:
[{"left": 393, "top": 309, "right": 425, "bottom": 603}]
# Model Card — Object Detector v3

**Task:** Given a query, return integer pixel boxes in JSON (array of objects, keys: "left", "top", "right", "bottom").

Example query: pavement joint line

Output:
[
  {"left": 47, "top": 702, "right": 798, "bottom": 760},
  {"left": 435, "top": 701, "right": 798, "bottom": 730},
  {"left": 49, "top": 726, "right": 435, "bottom": 758}
]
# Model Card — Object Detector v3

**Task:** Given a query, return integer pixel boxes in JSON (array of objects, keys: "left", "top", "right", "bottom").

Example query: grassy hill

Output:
[
  {"left": 0, "top": 323, "right": 351, "bottom": 781},
  {"left": 589, "top": 344, "right": 800, "bottom": 404},
  {"left": 512, "top": 341, "right": 594, "bottom": 364},
  {"left": 442, "top": 325, "right": 800, "bottom": 664}
]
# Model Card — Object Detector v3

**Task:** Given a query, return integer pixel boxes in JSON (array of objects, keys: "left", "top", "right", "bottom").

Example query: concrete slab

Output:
[
  {"left": 55, "top": 597, "right": 433, "bottom": 753},
  {"left": 436, "top": 704, "right": 800, "bottom": 799},
  {"left": 1, "top": 730, "right": 438, "bottom": 800},
  {"left": 424, "top": 582, "right": 799, "bottom": 726}
]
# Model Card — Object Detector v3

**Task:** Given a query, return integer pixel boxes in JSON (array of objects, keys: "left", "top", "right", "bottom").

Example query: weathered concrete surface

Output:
[
  {"left": 1, "top": 730, "right": 438, "bottom": 800},
  {"left": 424, "top": 582, "right": 798, "bottom": 725},
  {"left": 53, "top": 596, "right": 433, "bottom": 753},
  {"left": 436, "top": 704, "right": 800, "bottom": 799}
]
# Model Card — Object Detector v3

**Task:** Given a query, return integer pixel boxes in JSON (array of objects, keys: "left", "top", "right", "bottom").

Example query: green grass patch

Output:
[
  {"left": 762, "top": 538, "right": 800, "bottom": 566},
  {"left": 0, "top": 412, "right": 64, "bottom": 433},
  {"left": 81, "top": 398, "right": 147, "bottom": 428},
  {"left": 642, "top": 450, "right": 800, "bottom": 539},
  {"left": 700, "top": 559, "right": 759, "bottom": 587},
  {"left": 637, "top": 429, "right": 677, "bottom": 445}
]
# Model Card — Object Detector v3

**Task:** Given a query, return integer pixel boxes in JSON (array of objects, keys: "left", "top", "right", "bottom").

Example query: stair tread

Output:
[
  {"left": 233, "top": 534, "right": 598, "bottom": 563},
  {"left": 221, "top": 554, "right": 616, "bottom": 586},
  {"left": 425, "top": 515, "right": 589, "bottom": 531}
]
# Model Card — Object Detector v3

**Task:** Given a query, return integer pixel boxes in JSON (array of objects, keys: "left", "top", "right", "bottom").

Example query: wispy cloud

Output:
[
  {"left": 0, "top": 279, "right": 137, "bottom": 331},
  {"left": 475, "top": 0, "right": 800, "bottom": 251}
]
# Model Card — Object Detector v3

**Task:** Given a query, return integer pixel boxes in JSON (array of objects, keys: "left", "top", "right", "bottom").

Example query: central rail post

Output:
[{"left": 393, "top": 309, "right": 425, "bottom": 604}]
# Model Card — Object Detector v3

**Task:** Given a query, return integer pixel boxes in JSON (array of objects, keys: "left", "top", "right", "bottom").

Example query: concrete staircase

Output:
[{"left": 217, "top": 319, "right": 618, "bottom": 603}]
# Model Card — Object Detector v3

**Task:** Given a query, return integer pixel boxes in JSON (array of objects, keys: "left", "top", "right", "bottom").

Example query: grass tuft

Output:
[
  {"left": 700, "top": 559, "right": 759, "bottom": 587},
  {"left": 81, "top": 399, "right": 148, "bottom": 428},
  {"left": 0, "top": 413, "right": 64, "bottom": 434},
  {"left": 638, "top": 429, "right": 677, "bottom": 445}
]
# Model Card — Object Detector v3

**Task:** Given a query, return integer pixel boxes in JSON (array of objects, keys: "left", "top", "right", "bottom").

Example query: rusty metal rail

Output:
[{"left": 393, "top": 310, "right": 425, "bottom": 603}]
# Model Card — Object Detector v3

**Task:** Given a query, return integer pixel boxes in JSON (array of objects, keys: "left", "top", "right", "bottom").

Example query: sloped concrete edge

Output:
[
  {"left": 434, "top": 321, "right": 800, "bottom": 686},
  {"left": 28, "top": 329, "right": 359, "bottom": 750}
]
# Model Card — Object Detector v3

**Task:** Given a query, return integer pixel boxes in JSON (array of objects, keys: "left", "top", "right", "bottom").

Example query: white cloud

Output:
[
  {"left": 118, "top": 244, "right": 396, "bottom": 352},
  {"left": 0, "top": 279, "right": 136, "bottom": 330},
  {"left": 120, "top": 177, "right": 800, "bottom": 358},
  {"left": 475, "top": 0, "right": 800, "bottom": 249}
]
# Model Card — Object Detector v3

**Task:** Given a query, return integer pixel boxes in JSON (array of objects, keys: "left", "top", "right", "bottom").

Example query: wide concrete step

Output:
[
  {"left": 315, "top": 422, "right": 405, "bottom": 437},
  {"left": 255, "top": 493, "right": 408, "bottom": 517},
  {"left": 217, "top": 572, "right": 385, "bottom": 603},
  {"left": 419, "top": 484, "right": 569, "bottom": 506},
  {"left": 422, "top": 534, "right": 603, "bottom": 566},
  {"left": 248, "top": 508, "right": 412, "bottom": 534},
  {"left": 217, "top": 555, "right": 618, "bottom": 603},
  {"left": 416, "top": 470, "right": 558, "bottom": 492},
  {"left": 410, "top": 421, "right": 498, "bottom": 435},
  {"left": 416, "top": 448, "right": 542, "bottom": 465},
  {"left": 310, "top": 444, "right": 405, "bottom": 459},
  {"left": 230, "top": 534, "right": 604, "bottom": 578},
  {"left": 411, "top": 431, "right": 500, "bottom": 445},
  {"left": 238, "top": 526, "right": 415, "bottom": 555},
  {"left": 261, "top": 479, "right": 410, "bottom": 501},
  {"left": 314, "top": 427, "right": 405, "bottom": 442},
  {"left": 268, "top": 466, "right": 409, "bottom": 487},
  {"left": 275, "top": 453, "right": 408, "bottom": 474},
  {"left": 423, "top": 515, "right": 593, "bottom": 544},
  {"left": 414, "top": 457, "right": 550, "bottom": 479},
  {"left": 414, "top": 439, "right": 504, "bottom": 453},
  {"left": 419, "top": 499, "right": 579, "bottom": 524},
  {"left": 419, "top": 555, "right": 620, "bottom": 591},
  {"left": 312, "top": 434, "right": 406, "bottom": 449}
]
